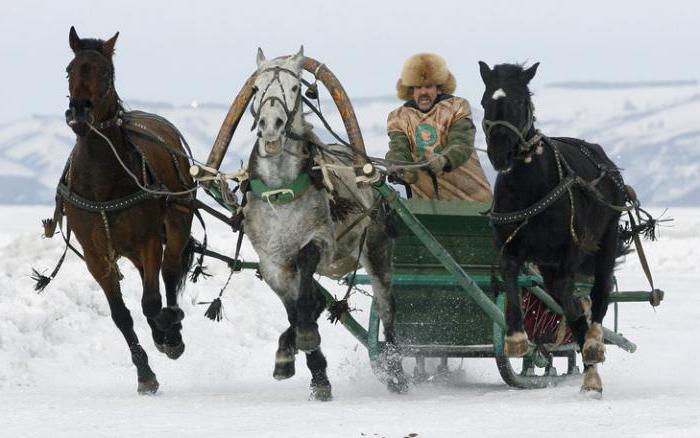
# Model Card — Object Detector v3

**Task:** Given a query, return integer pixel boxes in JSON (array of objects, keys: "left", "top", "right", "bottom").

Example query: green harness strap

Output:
[{"left": 248, "top": 173, "right": 312, "bottom": 204}]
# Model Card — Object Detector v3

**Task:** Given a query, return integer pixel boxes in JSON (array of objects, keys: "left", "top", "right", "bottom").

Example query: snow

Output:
[{"left": 0, "top": 205, "right": 699, "bottom": 437}]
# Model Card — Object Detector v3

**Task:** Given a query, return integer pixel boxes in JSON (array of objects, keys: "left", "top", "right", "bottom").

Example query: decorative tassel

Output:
[
  {"left": 189, "top": 265, "right": 211, "bottom": 283},
  {"left": 326, "top": 298, "right": 350, "bottom": 325},
  {"left": 641, "top": 219, "right": 658, "bottom": 241},
  {"left": 30, "top": 236, "right": 70, "bottom": 293},
  {"left": 201, "top": 297, "right": 224, "bottom": 322},
  {"left": 42, "top": 218, "right": 57, "bottom": 238},
  {"left": 31, "top": 269, "right": 52, "bottom": 293}
]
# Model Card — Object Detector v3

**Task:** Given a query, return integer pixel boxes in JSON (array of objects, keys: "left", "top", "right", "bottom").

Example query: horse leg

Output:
[
  {"left": 306, "top": 348, "right": 332, "bottom": 401},
  {"left": 273, "top": 325, "right": 297, "bottom": 380},
  {"left": 260, "top": 263, "right": 303, "bottom": 381},
  {"left": 550, "top": 270, "right": 602, "bottom": 394},
  {"left": 583, "top": 222, "right": 616, "bottom": 364},
  {"left": 85, "top": 251, "right": 158, "bottom": 394},
  {"left": 501, "top": 252, "right": 528, "bottom": 357},
  {"left": 137, "top": 237, "right": 184, "bottom": 360},
  {"left": 294, "top": 242, "right": 324, "bottom": 352},
  {"left": 303, "top": 288, "right": 332, "bottom": 400},
  {"left": 157, "top": 213, "right": 193, "bottom": 359},
  {"left": 130, "top": 262, "right": 166, "bottom": 354},
  {"left": 581, "top": 222, "right": 618, "bottom": 394},
  {"left": 361, "top": 223, "right": 407, "bottom": 393}
]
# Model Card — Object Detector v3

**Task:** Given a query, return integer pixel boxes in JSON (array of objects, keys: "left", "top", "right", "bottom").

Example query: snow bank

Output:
[{"left": 0, "top": 205, "right": 698, "bottom": 437}]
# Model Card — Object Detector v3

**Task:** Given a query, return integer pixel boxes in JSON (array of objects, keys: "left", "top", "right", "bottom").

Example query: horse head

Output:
[
  {"left": 252, "top": 47, "right": 304, "bottom": 157},
  {"left": 65, "top": 26, "right": 119, "bottom": 137},
  {"left": 479, "top": 61, "right": 539, "bottom": 173}
]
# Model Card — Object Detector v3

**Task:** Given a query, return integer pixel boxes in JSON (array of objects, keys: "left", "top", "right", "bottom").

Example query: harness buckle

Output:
[{"left": 261, "top": 188, "right": 295, "bottom": 203}]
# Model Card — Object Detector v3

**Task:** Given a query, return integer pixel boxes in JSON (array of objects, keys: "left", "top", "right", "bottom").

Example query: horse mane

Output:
[
  {"left": 77, "top": 38, "right": 106, "bottom": 52},
  {"left": 491, "top": 63, "right": 527, "bottom": 78},
  {"left": 490, "top": 63, "right": 535, "bottom": 97}
]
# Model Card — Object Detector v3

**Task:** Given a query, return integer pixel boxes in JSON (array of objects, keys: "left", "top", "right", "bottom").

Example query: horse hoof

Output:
[
  {"left": 295, "top": 327, "right": 321, "bottom": 353},
  {"left": 154, "top": 307, "right": 185, "bottom": 332},
  {"left": 164, "top": 342, "right": 185, "bottom": 360},
  {"left": 273, "top": 358, "right": 296, "bottom": 380},
  {"left": 580, "top": 386, "right": 603, "bottom": 399},
  {"left": 155, "top": 342, "right": 166, "bottom": 354},
  {"left": 386, "top": 372, "right": 409, "bottom": 394},
  {"left": 137, "top": 377, "right": 159, "bottom": 395},
  {"left": 310, "top": 383, "right": 333, "bottom": 401},
  {"left": 504, "top": 331, "right": 529, "bottom": 357},
  {"left": 580, "top": 366, "right": 603, "bottom": 397}
]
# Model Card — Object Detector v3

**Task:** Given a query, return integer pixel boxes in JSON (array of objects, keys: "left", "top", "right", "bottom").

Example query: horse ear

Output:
[
  {"left": 101, "top": 32, "right": 119, "bottom": 58},
  {"left": 521, "top": 62, "right": 540, "bottom": 84},
  {"left": 69, "top": 26, "right": 81, "bottom": 53},
  {"left": 478, "top": 61, "right": 491, "bottom": 84},
  {"left": 256, "top": 48, "right": 266, "bottom": 68},
  {"left": 291, "top": 45, "right": 304, "bottom": 68}
]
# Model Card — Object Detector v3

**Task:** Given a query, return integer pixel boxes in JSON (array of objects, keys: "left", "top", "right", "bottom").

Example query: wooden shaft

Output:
[{"left": 206, "top": 74, "right": 257, "bottom": 170}]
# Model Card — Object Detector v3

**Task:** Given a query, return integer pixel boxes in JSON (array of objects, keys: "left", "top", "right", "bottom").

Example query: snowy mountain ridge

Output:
[{"left": 0, "top": 83, "right": 696, "bottom": 206}]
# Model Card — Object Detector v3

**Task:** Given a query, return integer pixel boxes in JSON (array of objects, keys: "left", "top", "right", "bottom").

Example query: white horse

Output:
[{"left": 242, "top": 47, "right": 407, "bottom": 400}]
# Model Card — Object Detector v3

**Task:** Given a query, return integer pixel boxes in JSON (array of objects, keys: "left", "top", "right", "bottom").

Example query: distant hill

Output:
[
  {"left": 547, "top": 80, "right": 698, "bottom": 90},
  {"left": 1, "top": 84, "right": 698, "bottom": 206}
]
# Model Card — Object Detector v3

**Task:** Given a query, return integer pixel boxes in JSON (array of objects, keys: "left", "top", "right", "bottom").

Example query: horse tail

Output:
[
  {"left": 578, "top": 219, "right": 631, "bottom": 276},
  {"left": 175, "top": 236, "right": 198, "bottom": 293}
]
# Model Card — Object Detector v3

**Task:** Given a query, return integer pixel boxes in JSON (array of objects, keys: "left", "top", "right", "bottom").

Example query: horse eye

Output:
[{"left": 291, "top": 85, "right": 298, "bottom": 93}]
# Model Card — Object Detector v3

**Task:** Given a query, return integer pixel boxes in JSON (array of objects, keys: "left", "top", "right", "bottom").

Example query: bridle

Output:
[
  {"left": 482, "top": 100, "right": 543, "bottom": 163},
  {"left": 66, "top": 49, "right": 118, "bottom": 130},
  {"left": 250, "top": 65, "right": 303, "bottom": 138}
]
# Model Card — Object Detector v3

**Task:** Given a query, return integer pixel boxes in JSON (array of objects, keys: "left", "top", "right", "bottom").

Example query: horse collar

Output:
[{"left": 249, "top": 173, "right": 312, "bottom": 204}]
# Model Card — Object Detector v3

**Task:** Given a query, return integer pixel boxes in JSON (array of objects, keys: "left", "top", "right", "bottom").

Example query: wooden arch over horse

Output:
[{"left": 205, "top": 56, "right": 368, "bottom": 173}]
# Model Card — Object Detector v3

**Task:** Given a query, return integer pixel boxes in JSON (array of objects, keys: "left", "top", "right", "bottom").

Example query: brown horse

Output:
[{"left": 59, "top": 27, "right": 196, "bottom": 394}]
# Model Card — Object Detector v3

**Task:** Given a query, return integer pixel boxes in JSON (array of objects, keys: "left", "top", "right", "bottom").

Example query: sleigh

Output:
[{"left": 194, "top": 56, "right": 664, "bottom": 389}]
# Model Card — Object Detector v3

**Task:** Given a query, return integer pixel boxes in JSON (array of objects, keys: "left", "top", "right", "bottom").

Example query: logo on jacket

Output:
[{"left": 414, "top": 123, "right": 438, "bottom": 158}]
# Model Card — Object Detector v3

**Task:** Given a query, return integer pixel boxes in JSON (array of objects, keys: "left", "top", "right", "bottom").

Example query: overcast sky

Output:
[{"left": 2, "top": 0, "right": 698, "bottom": 122}]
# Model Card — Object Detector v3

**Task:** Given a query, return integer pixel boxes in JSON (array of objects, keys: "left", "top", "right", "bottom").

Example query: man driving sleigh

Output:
[{"left": 386, "top": 53, "right": 492, "bottom": 201}]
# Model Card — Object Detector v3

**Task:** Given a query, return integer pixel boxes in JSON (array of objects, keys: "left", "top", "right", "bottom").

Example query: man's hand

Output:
[
  {"left": 427, "top": 155, "right": 448, "bottom": 175},
  {"left": 396, "top": 168, "right": 418, "bottom": 184}
]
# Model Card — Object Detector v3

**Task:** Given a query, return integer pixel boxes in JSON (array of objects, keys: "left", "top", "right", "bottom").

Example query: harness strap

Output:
[
  {"left": 490, "top": 175, "right": 576, "bottom": 225},
  {"left": 627, "top": 211, "right": 663, "bottom": 306},
  {"left": 57, "top": 182, "right": 154, "bottom": 212}
]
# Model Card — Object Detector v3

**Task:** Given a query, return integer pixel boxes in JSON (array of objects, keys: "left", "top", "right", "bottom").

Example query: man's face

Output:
[{"left": 413, "top": 84, "right": 439, "bottom": 111}]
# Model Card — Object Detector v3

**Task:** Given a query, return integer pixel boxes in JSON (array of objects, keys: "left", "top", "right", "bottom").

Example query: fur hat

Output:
[{"left": 396, "top": 53, "right": 456, "bottom": 100}]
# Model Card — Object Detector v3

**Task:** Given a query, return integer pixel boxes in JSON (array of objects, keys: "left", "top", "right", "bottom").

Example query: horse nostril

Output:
[
  {"left": 259, "top": 119, "right": 266, "bottom": 129},
  {"left": 275, "top": 118, "right": 284, "bottom": 129}
]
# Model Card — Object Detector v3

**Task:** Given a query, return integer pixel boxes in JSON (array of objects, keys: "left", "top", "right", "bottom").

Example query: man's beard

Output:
[{"left": 417, "top": 94, "right": 435, "bottom": 110}]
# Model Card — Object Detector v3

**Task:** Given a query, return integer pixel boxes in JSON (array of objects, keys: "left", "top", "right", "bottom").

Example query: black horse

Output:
[{"left": 479, "top": 61, "right": 628, "bottom": 395}]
